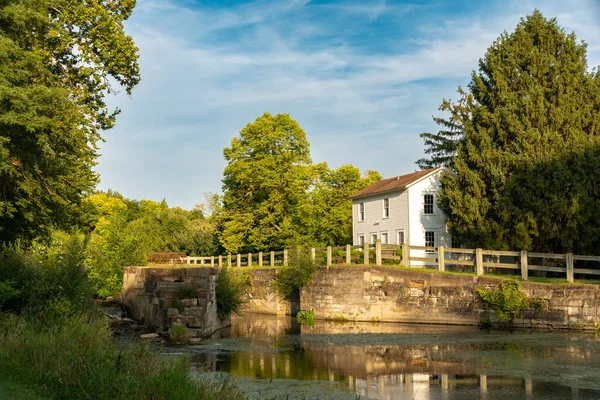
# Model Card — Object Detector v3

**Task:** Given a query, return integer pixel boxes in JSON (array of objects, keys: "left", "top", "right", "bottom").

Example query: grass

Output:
[
  {"left": 169, "top": 323, "right": 192, "bottom": 344},
  {"left": 0, "top": 313, "right": 246, "bottom": 400}
]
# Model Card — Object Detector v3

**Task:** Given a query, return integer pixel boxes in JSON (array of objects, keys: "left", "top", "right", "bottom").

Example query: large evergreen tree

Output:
[
  {"left": 439, "top": 11, "right": 600, "bottom": 253},
  {"left": 416, "top": 88, "right": 470, "bottom": 169},
  {"left": 0, "top": 0, "right": 140, "bottom": 243}
]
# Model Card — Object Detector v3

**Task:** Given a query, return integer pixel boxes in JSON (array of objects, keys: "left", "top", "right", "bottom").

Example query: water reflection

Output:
[{"left": 177, "top": 314, "right": 600, "bottom": 399}]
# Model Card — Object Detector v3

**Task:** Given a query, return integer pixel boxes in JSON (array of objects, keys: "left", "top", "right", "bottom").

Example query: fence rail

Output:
[{"left": 155, "top": 243, "right": 600, "bottom": 283}]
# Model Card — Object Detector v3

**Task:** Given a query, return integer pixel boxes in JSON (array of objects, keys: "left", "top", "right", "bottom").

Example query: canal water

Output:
[{"left": 169, "top": 313, "right": 600, "bottom": 399}]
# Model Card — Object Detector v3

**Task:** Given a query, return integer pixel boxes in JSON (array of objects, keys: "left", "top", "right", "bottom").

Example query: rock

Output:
[
  {"left": 140, "top": 333, "right": 159, "bottom": 340},
  {"left": 189, "top": 338, "right": 202, "bottom": 344}
]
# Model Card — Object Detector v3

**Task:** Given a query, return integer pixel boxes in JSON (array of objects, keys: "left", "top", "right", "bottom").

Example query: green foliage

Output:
[
  {"left": 0, "top": 314, "right": 245, "bottom": 400},
  {"left": 215, "top": 266, "right": 246, "bottom": 320},
  {"left": 416, "top": 88, "right": 470, "bottom": 169},
  {"left": 0, "top": 232, "right": 92, "bottom": 318},
  {"left": 298, "top": 165, "right": 381, "bottom": 247},
  {"left": 0, "top": 0, "right": 140, "bottom": 243},
  {"left": 438, "top": 11, "right": 600, "bottom": 253},
  {"left": 296, "top": 310, "right": 315, "bottom": 326},
  {"left": 272, "top": 249, "right": 317, "bottom": 299},
  {"left": 216, "top": 112, "right": 381, "bottom": 253},
  {"left": 169, "top": 323, "right": 192, "bottom": 344},
  {"left": 83, "top": 192, "right": 217, "bottom": 297},
  {"left": 477, "top": 280, "right": 529, "bottom": 321},
  {"left": 219, "top": 112, "right": 313, "bottom": 253}
]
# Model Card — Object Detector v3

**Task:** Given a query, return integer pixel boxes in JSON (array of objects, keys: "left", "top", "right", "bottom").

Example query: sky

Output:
[{"left": 97, "top": 0, "right": 600, "bottom": 209}]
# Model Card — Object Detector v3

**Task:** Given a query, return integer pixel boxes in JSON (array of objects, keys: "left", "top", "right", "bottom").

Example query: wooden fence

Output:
[{"left": 175, "top": 243, "right": 600, "bottom": 283}]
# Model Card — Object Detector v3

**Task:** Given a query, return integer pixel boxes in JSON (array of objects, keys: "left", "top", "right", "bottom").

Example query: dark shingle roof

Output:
[{"left": 347, "top": 167, "right": 441, "bottom": 200}]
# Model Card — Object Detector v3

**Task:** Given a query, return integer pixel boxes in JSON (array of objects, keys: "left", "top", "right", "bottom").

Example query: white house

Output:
[{"left": 348, "top": 167, "right": 451, "bottom": 249}]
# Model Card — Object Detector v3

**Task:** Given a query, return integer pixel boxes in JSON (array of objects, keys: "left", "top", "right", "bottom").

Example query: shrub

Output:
[
  {"left": 296, "top": 310, "right": 315, "bottom": 326},
  {"left": 272, "top": 249, "right": 317, "bottom": 298},
  {"left": 215, "top": 266, "right": 246, "bottom": 320},
  {"left": 0, "top": 232, "right": 92, "bottom": 319},
  {"left": 169, "top": 323, "right": 192, "bottom": 344},
  {"left": 478, "top": 280, "right": 529, "bottom": 321}
]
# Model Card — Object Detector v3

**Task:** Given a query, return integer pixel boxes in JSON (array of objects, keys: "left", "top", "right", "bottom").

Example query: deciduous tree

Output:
[{"left": 0, "top": 0, "right": 140, "bottom": 243}]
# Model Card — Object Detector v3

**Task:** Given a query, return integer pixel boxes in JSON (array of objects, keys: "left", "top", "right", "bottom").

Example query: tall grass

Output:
[{"left": 0, "top": 314, "right": 246, "bottom": 399}]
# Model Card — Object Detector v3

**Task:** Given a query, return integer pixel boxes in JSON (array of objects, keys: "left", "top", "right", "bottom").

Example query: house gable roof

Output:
[{"left": 347, "top": 167, "right": 443, "bottom": 200}]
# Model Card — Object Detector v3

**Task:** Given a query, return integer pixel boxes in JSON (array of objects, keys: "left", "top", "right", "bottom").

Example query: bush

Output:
[
  {"left": 478, "top": 280, "right": 529, "bottom": 321},
  {"left": 272, "top": 249, "right": 317, "bottom": 298},
  {"left": 296, "top": 310, "right": 315, "bottom": 326},
  {"left": 215, "top": 266, "right": 246, "bottom": 320},
  {"left": 0, "top": 232, "right": 92, "bottom": 318},
  {"left": 0, "top": 314, "right": 245, "bottom": 399},
  {"left": 169, "top": 323, "right": 192, "bottom": 344}
]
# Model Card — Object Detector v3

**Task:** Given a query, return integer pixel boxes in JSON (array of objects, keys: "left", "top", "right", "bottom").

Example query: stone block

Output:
[
  {"left": 185, "top": 307, "right": 204, "bottom": 316},
  {"left": 181, "top": 299, "right": 198, "bottom": 307},
  {"left": 167, "top": 308, "right": 180, "bottom": 317},
  {"left": 409, "top": 280, "right": 425, "bottom": 288},
  {"left": 567, "top": 306, "right": 582, "bottom": 316}
]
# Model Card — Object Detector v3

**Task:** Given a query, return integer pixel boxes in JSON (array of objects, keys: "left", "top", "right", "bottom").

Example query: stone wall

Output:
[
  {"left": 122, "top": 266, "right": 224, "bottom": 336},
  {"left": 241, "top": 268, "right": 296, "bottom": 315},
  {"left": 244, "top": 266, "right": 600, "bottom": 330}
]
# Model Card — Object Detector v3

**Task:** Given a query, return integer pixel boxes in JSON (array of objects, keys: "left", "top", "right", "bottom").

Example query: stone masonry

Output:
[
  {"left": 244, "top": 266, "right": 600, "bottom": 330},
  {"left": 122, "top": 266, "right": 223, "bottom": 335}
]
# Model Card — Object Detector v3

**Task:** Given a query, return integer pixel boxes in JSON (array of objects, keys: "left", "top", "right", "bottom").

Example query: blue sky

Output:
[{"left": 98, "top": 0, "right": 600, "bottom": 209}]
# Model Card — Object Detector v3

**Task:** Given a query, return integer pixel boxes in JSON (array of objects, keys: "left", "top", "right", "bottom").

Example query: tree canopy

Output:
[
  {"left": 0, "top": 0, "right": 140, "bottom": 243},
  {"left": 438, "top": 10, "right": 600, "bottom": 254},
  {"left": 216, "top": 112, "right": 380, "bottom": 253}
]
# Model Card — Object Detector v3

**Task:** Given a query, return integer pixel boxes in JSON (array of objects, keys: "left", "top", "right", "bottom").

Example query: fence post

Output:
[
  {"left": 247, "top": 253, "right": 252, "bottom": 267},
  {"left": 283, "top": 250, "right": 288, "bottom": 266},
  {"left": 363, "top": 242, "right": 369, "bottom": 265},
  {"left": 402, "top": 243, "right": 409, "bottom": 267},
  {"left": 346, "top": 244, "right": 351, "bottom": 264},
  {"left": 376, "top": 241, "right": 382, "bottom": 265},
  {"left": 211, "top": 256, "right": 215, "bottom": 267},
  {"left": 270, "top": 251, "right": 275, "bottom": 267},
  {"left": 326, "top": 246, "right": 332, "bottom": 269},
  {"left": 227, "top": 254, "right": 232, "bottom": 267},
  {"left": 218, "top": 255, "right": 223, "bottom": 267},
  {"left": 236, "top": 254, "right": 241, "bottom": 267},
  {"left": 520, "top": 250, "right": 528, "bottom": 281},
  {"left": 438, "top": 245, "right": 445, "bottom": 272},
  {"left": 476, "top": 248, "right": 484, "bottom": 276},
  {"left": 566, "top": 252, "right": 574, "bottom": 283},
  {"left": 311, "top": 247, "right": 316, "bottom": 263},
  {"left": 258, "top": 252, "right": 263, "bottom": 267}
]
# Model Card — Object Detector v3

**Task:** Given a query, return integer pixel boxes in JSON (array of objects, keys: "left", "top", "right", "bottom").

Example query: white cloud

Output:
[{"left": 98, "top": 0, "right": 600, "bottom": 208}]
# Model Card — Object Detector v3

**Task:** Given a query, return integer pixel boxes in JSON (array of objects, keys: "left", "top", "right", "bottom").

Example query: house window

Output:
[
  {"left": 371, "top": 233, "right": 378, "bottom": 244},
  {"left": 397, "top": 230, "right": 405, "bottom": 245},
  {"left": 381, "top": 232, "right": 388, "bottom": 244},
  {"left": 425, "top": 231, "right": 435, "bottom": 252},
  {"left": 358, "top": 235, "right": 365, "bottom": 245},
  {"left": 358, "top": 202, "right": 365, "bottom": 221},
  {"left": 424, "top": 194, "right": 434, "bottom": 214},
  {"left": 382, "top": 198, "right": 389, "bottom": 218}
]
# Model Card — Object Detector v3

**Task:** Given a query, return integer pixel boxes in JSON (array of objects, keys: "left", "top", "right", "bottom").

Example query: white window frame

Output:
[
  {"left": 380, "top": 232, "right": 389, "bottom": 244},
  {"left": 358, "top": 235, "right": 365, "bottom": 245},
  {"left": 358, "top": 202, "right": 365, "bottom": 222},
  {"left": 425, "top": 231, "right": 435, "bottom": 252},
  {"left": 382, "top": 198, "right": 390, "bottom": 219},
  {"left": 371, "top": 233, "right": 378, "bottom": 244},
  {"left": 424, "top": 194, "right": 434, "bottom": 215},
  {"left": 396, "top": 230, "right": 405, "bottom": 245}
]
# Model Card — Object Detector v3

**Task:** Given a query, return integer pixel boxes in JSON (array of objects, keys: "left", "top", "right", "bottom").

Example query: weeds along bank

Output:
[{"left": 0, "top": 240, "right": 245, "bottom": 400}]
